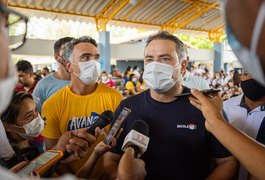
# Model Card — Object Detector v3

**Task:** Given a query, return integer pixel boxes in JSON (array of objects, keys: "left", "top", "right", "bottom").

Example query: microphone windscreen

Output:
[
  {"left": 129, "top": 119, "right": 149, "bottom": 137},
  {"left": 100, "top": 110, "right": 114, "bottom": 124},
  {"left": 87, "top": 110, "right": 114, "bottom": 135}
]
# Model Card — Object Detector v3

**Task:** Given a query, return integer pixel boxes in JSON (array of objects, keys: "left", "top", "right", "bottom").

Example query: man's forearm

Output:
[
  {"left": 207, "top": 157, "right": 238, "bottom": 180},
  {"left": 209, "top": 120, "right": 265, "bottom": 179}
]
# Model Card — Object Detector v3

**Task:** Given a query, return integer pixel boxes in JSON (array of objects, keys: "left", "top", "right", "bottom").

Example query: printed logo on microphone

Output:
[{"left": 177, "top": 123, "right": 197, "bottom": 130}]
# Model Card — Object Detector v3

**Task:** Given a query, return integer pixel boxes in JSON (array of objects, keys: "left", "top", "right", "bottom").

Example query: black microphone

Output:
[
  {"left": 121, "top": 119, "right": 150, "bottom": 158},
  {"left": 87, "top": 110, "right": 114, "bottom": 135},
  {"left": 61, "top": 110, "right": 114, "bottom": 160}
]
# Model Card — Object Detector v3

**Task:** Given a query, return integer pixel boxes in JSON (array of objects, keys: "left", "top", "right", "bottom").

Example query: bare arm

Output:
[
  {"left": 76, "top": 138, "right": 115, "bottom": 179},
  {"left": 190, "top": 89, "right": 265, "bottom": 180},
  {"left": 207, "top": 156, "right": 238, "bottom": 180},
  {"left": 102, "top": 152, "right": 122, "bottom": 180}
]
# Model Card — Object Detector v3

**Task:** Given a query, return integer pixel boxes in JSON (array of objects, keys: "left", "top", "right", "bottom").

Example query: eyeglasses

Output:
[{"left": 0, "top": 5, "right": 28, "bottom": 51}]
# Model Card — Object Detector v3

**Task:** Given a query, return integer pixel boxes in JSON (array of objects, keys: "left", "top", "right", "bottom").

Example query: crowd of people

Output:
[{"left": 0, "top": 0, "right": 265, "bottom": 179}]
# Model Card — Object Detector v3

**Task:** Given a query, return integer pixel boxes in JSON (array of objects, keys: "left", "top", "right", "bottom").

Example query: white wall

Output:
[{"left": 12, "top": 39, "right": 238, "bottom": 64}]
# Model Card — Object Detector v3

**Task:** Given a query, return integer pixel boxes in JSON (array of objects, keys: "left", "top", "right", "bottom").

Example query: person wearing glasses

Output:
[
  {"left": 189, "top": 0, "right": 265, "bottom": 179},
  {"left": 0, "top": 0, "right": 101, "bottom": 177},
  {"left": 41, "top": 36, "right": 123, "bottom": 178},
  {"left": 33, "top": 37, "right": 74, "bottom": 113}
]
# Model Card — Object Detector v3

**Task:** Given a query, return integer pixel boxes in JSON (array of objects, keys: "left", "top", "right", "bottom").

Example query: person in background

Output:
[
  {"left": 15, "top": 60, "right": 44, "bottom": 153},
  {"left": 223, "top": 69, "right": 265, "bottom": 180},
  {"left": 136, "top": 74, "right": 148, "bottom": 93},
  {"left": 33, "top": 37, "right": 73, "bottom": 113},
  {"left": 211, "top": 72, "right": 224, "bottom": 88},
  {"left": 41, "top": 67, "right": 50, "bottom": 77},
  {"left": 15, "top": 60, "right": 38, "bottom": 94},
  {"left": 132, "top": 65, "right": 140, "bottom": 78},
  {"left": 99, "top": 71, "right": 115, "bottom": 88},
  {"left": 123, "top": 70, "right": 129, "bottom": 86},
  {"left": 125, "top": 73, "right": 138, "bottom": 95}
]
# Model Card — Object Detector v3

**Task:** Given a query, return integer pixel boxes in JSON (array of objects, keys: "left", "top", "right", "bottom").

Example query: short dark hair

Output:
[
  {"left": 16, "top": 60, "right": 33, "bottom": 74},
  {"left": 53, "top": 37, "right": 74, "bottom": 54},
  {"left": 42, "top": 67, "right": 49, "bottom": 73},
  {"left": 1, "top": 91, "right": 33, "bottom": 124},
  {"left": 62, "top": 36, "right": 97, "bottom": 63},
  {"left": 146, "top": 31, "right": 187, "bottom": 62}
]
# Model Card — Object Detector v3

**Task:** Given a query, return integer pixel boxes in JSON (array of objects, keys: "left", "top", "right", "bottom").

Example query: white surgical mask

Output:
[
  {"left": 0, "top": 60, "right": 17, "bottom": 114},
  {"left": 101, "top": 76, "right": 107, "bottom": 82},
  {"left": 225, "top": 1, "right": 265, "bottom": 86},
  {"left": 73, "top": 60, "right": 101, "bottom": 85},
  {"left": 143, "top": 62, "right": 180, "bottom": 93},
  {"left": 16, "top": 113, "right": 44, "bottom": 140}
]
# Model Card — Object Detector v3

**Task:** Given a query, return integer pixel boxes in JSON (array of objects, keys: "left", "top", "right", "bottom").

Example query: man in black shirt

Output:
[{"left": 103, "top": 31, "right": 238, "bottom": 179}]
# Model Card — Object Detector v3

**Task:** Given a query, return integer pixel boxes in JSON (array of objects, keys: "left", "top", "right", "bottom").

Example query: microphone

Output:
[
  {"left": 87, "top": 110, "right": 114, "bottom": 135},
  {"left": 121, "top": 120, "right": 149, "bottom": 158},
  {"left": 61, "top": 110, "right": 113, "bottom": 160}
]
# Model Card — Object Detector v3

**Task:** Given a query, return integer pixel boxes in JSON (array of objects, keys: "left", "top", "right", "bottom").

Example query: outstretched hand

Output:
[{"left": 189, "top": 88, "right": 225, "bottom": 132}]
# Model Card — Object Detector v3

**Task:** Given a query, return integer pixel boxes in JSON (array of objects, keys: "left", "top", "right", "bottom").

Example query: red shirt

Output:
[
  {"left": 15, "top": 80, "right": 38, "bottom": 94},
  {"left": 105, "top": 80, "right": 115, "bottom": 88}
]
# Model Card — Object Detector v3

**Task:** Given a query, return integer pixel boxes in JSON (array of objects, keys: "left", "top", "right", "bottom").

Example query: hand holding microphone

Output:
[
  {"left": 57, "top": 110, "right": 114, "bottom": 163},
  {"left": 117, "top": 120, "right": 149, "bottom": 180},
  {"left": 121, "top": 119, "right": 149, "bottom": 158}
]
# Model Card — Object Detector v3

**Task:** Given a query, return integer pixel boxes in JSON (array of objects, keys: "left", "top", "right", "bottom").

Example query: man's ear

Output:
[
  {"left": 54, "top": 54, "right": 59, "bottom": 61},
  {"left": 181, "top": 59, "right": 187, "bottom": 74},
  {"left": 65, "top": 60, "right": 72, "bottom": 73}
]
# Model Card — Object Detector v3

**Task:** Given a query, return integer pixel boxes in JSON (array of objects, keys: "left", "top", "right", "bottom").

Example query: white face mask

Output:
[
  {"left": 101, "top": 76, "right": 108, "bottom": 82},
  {"left": 15, "top": 113, "right": 44, "bottom": 140},
  {"left": 225, "top": 1, "right": 265, "bottom": 86},
  {"left": 73, "top": 60, "right": 101, "bottom": 85},
  {"left": 143, "top": 62, "right": 181, "bottom": 93},
  {"left": 0, "top": 60, "right": 17, "bottom": 114}
]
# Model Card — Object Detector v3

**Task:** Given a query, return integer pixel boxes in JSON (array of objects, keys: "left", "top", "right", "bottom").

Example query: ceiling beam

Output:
[
  {"left": 161, "top": 2, "right": 218, "bottom": 32},
  {"left": 122, "top": 0, "right": 145, "bottom": 19},
  {"left": 7, "top": 2, "right": 222, "bottom": 36},
  {"left": 183, "top": 0, "right": 220, "bottom": 9},
  {"left": 208, "top": 25, "right": 224, "bottom": 42},
  {"left": 95, "top": 0, "right": 130, "bottom": 31}
]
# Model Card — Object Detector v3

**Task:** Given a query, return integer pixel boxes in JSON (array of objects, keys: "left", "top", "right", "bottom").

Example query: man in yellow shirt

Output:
[{"left": 41, "top": 36, "right": 122, "bottom": 178}]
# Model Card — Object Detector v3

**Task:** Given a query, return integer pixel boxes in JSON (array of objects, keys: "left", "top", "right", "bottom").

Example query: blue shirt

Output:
[{"left": 32, "top": 73, "right": 70, "bottom": 113}]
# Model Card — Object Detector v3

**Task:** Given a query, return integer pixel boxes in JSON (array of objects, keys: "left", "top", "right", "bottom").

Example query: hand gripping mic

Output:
[
  {"left": 62, "top": 110, "right": 114, "bottom": 159},
  {"left": 121, "top": 119, "right": 149, "bottom": 158}
]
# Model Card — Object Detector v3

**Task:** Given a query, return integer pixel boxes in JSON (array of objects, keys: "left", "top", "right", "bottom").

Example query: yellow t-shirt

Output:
[
  {"left": 125, "top": 81, "right": 135, "bottom": 91},
  {"left": 137, "top": 81, "right": 148, "bottom": 92},
  {"left": 41, "top": 83, "right": 122, "bottom": 177}
]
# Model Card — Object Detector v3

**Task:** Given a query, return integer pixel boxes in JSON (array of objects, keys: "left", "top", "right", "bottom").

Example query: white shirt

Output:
[
  {"left": 223, "top": 94, "right": 265, "bottom": 180},
  {"left": 0, "top": 121, "right": 15, "bottom": 159}
]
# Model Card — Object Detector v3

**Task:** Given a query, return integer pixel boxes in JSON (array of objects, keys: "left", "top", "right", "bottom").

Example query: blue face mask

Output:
[{"left": 224, "top": 1, "right": 265, "bottom": 86}]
